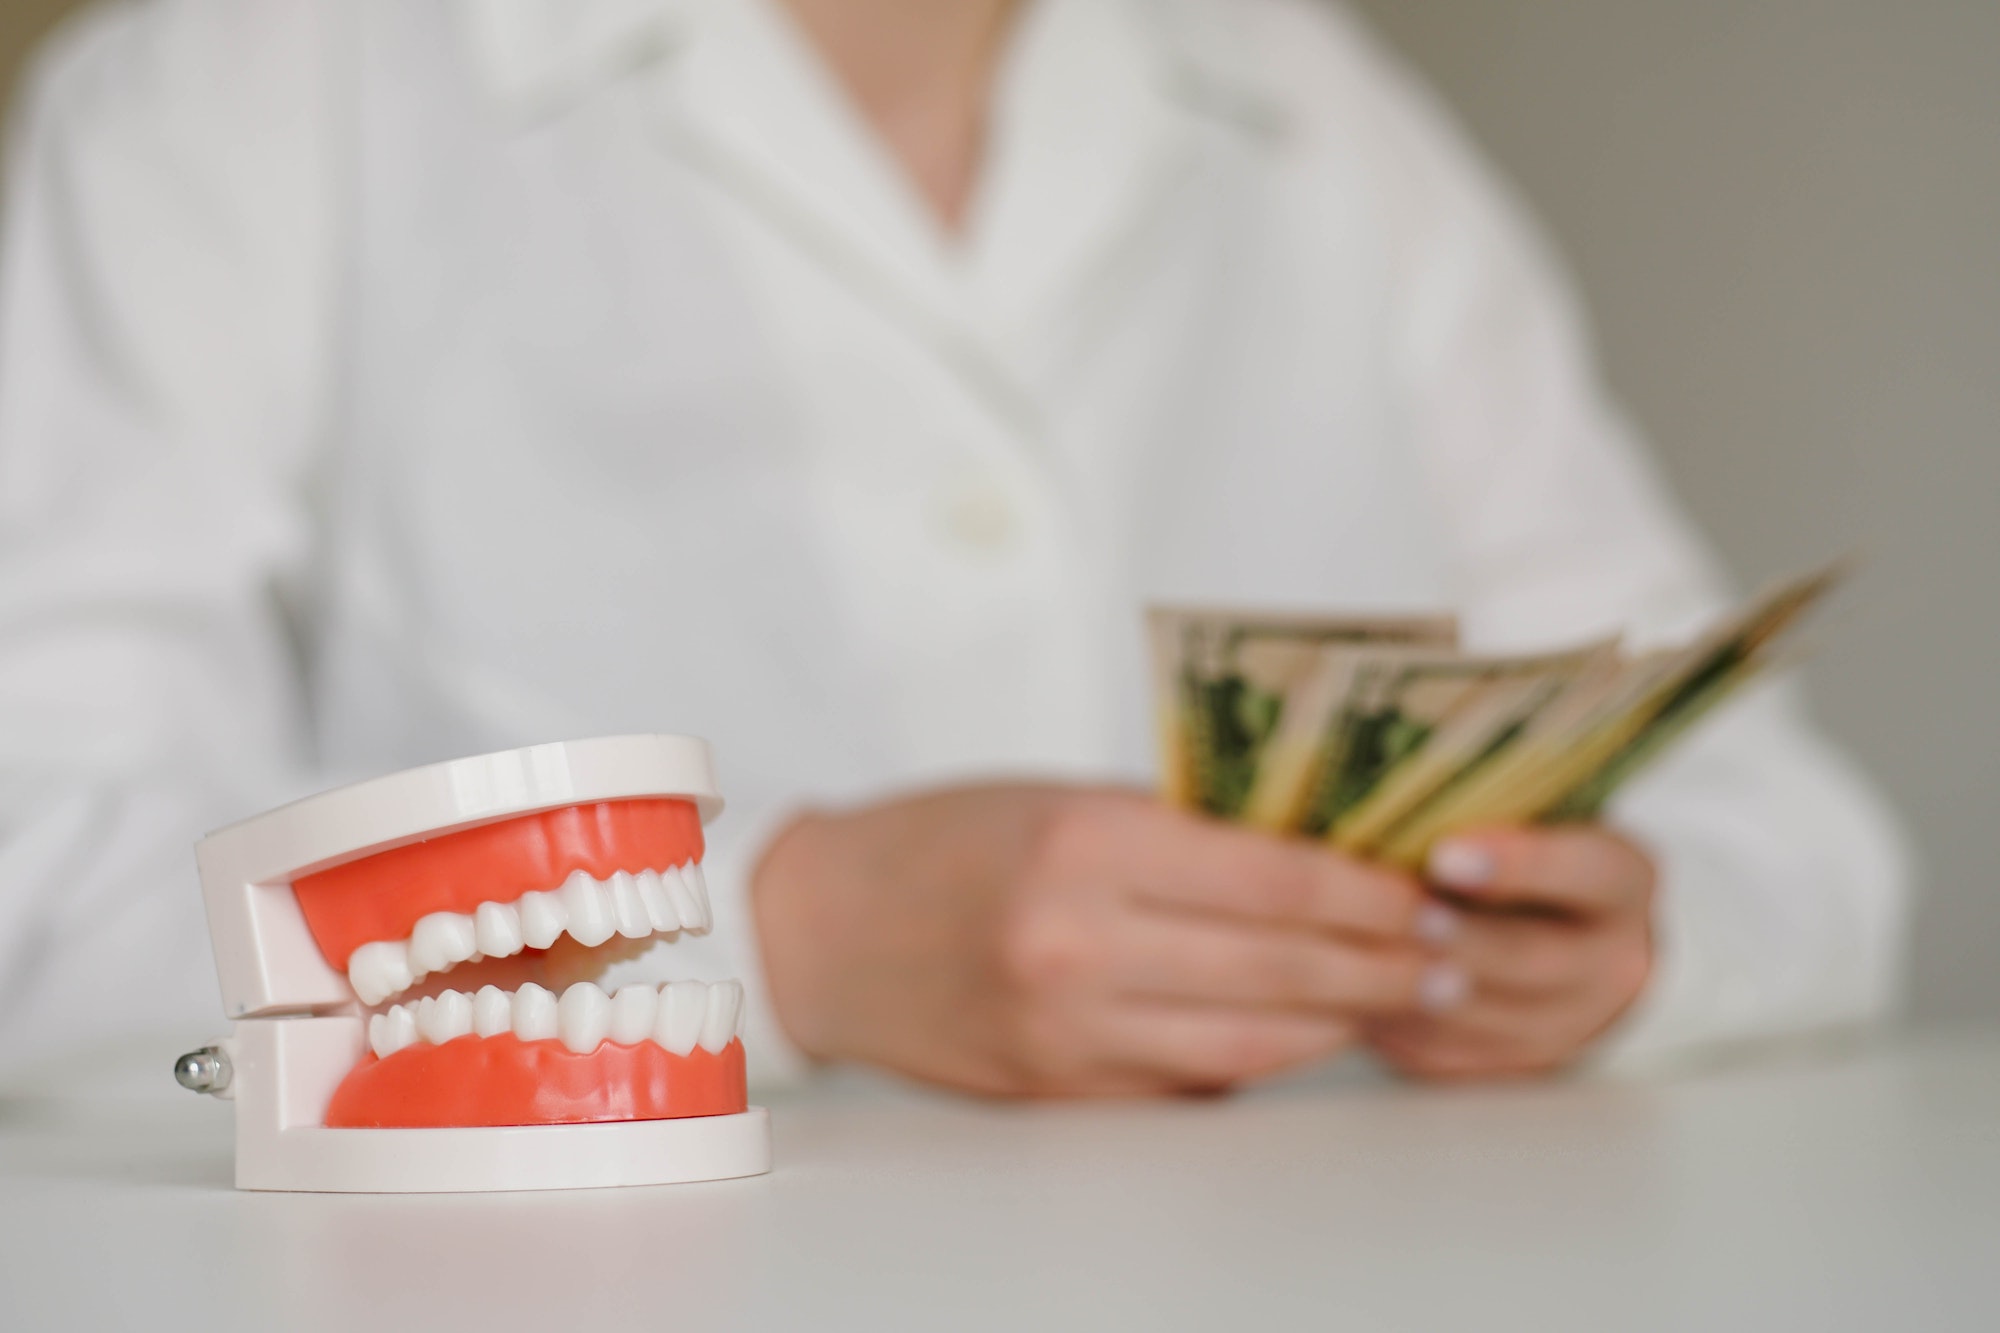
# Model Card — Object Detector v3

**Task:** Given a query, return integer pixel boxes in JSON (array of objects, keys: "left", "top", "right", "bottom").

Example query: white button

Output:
[{"left": 941, "top": 480, "right": 1021, "bottom": 553}]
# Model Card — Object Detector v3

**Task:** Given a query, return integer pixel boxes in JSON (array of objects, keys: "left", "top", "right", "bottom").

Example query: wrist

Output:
[{"left": 749, "top": 807, "right": 841, "bottom": 1064}]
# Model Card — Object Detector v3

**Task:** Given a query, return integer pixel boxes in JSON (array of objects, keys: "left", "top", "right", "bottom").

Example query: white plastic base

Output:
[
  {"left": 225, "top": 1014, "right": 770, "bottom": 1193},
  {"left": 238, "top": 1109, "right": 773, "bottom": 1194}
]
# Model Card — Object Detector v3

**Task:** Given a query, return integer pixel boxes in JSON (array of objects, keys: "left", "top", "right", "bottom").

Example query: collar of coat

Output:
[
  {"left": 453, "top": 0, "right": 1293, "bottom": 140},
  {"left": 449, "top": 0, "right": 1296, "bottom": 435}
]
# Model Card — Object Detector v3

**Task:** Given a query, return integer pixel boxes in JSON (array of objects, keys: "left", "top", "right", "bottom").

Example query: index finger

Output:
[{"left": 1115, "top": 802, "right": 1428, "bottom": 940}]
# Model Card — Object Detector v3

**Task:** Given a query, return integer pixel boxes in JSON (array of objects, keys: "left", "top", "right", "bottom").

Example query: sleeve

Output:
[
  {"left": 1326, "top": 6, "right": 1915, "bottom": 1068},
  {"left": 0, "top": 0, "right": 344, "bottom": 1077}
]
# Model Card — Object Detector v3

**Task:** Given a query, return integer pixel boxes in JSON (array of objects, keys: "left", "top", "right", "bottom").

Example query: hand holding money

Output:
[{"left": 1148, "top": 563, "right": 1842, "bottom": 1076}]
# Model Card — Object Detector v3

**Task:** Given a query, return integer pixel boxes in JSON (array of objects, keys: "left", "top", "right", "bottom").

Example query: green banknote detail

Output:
[
  {"left": 1297, "top": 708, "right": 1435, "bottom": 837},
  {"left": 1184, "top": 664, "right": 1287, "bottom": 818}
]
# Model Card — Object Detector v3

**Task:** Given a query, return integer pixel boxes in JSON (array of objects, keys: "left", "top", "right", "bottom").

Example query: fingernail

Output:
[
  {"left": 1416, "top": 901, "right": 1459, "bottom": 945},
  {"left": 1427, "top": 839, "right": 1495, "bottom": 890},
  {"left": 1419, "top": 963, "right": 1471, "bottom": 1013}
]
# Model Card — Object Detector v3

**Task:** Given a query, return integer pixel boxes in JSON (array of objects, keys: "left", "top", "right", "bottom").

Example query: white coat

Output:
[{"left": 0, "top": 0, "right": 1909, "bottom": 1085}]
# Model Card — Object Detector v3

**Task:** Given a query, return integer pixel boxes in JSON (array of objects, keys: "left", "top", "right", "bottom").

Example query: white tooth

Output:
[
  {"left": 558, "top": 982, "right": 611, "bottom": 1054},
  {"left": 347, "top": 940, "right": 414, "bottom": 1006},
  {"left": 443, "top": 989, "right": 476, "bottom": 1041},
  {"left": 472, "top": 984, "right": 513, "bottom": 1037},
  {"left": 473, "top": 901, "right": 524, "bottom": 958},
  {"left": 636, "top": 869, "right": 677, "bottom": 933},
  {"left": 684, "top": 862, "right": 713, "bottom": 932},
  {"left": 410, "top": 911, "right": 478, "bottom": 976},
  {"left": 347, "top": 954, "right": 379, "bottom": 1005},
  {"left": 663, "top": 865, "right": 703, "bottom": 934},
  {"left": 381, "top": 1003, "right": 418, "bottom": 1056},
  {"left": 512, "top": 982, "right": 558, "bottom": 1041},
  {"left": 419, "top": 989, "right": 473, "bottom": 1044},
  {"left": 368, "top": 1012, "right": 392, "bottom": 1059},
  {"left": 405, "top": 922, "right": 444, "bottom": 978},
  {"left": 378, "top": 942, "right": 416, "bottom": 1001},
  {"left": 699, "top": 980, "right": 744, "bottom": 1053},
  {"left": 608, "top": 870, "right": 651, "bottom": 939},
  {"left": 655, "top": 980, "right": 708, "bottom": 1056},
  {"left": 560, "top": 869, "right": 617, "bottom": 948},
  {"left": 608, "top": 984, "right": 658, "bottom": 1045},
  {"left": 517, "top": 890, "right": 567, "bottom": 950}
]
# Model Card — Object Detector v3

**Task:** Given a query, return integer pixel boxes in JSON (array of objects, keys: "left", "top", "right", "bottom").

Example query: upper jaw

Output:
[{"left": 347, "top": 862, "right": 712, "bottom": 1006}]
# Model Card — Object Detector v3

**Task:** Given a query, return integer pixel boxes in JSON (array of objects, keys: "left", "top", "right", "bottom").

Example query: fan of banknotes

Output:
[{"left": 1148, "top": 563, "right": 1842, "bottom": 868}]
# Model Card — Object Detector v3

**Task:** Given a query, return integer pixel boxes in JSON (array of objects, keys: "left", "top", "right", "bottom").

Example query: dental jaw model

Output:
[{"left": 179, "top": 735, "right": 771, "bottom": 1192}]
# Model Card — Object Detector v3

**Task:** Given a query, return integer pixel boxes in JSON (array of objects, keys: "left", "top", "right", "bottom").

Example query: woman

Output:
[{"left": 0, "top": 0, "right": 1908, "bottom": 1094}]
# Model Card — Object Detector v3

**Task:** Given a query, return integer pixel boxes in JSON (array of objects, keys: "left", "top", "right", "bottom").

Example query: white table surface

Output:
[{"left": 4, "top": 1032, "right": 1997, "bottom": 1332}]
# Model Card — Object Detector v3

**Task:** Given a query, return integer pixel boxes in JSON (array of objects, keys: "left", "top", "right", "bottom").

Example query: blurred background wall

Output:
[
  {"left": 0, "top": 1, "right": 70, "bottom": 119},
  {"left": 1, "top": 1, "right": 1994, "bottom": 1022}
]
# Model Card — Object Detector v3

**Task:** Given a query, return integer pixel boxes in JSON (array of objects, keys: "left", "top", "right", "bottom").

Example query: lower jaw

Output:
[{"left": 325, "top": 1034, "right": 748, "bottom": 1128}]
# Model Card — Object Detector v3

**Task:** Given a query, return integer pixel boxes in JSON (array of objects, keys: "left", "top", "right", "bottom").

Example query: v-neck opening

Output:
[
  {"left": 646, "top": 0, "right": 1201, "bottom": 412},
  {"left": 735, "top": 0, "right": 978, "bottom": 279}
]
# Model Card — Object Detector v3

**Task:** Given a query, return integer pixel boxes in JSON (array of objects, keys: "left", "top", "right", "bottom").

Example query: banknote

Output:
[
  {"left": 1543, "top": 563, "right": 1844, "bottom": 820},
  {"left": 1367, "top": 651, "right": 1674, "bottom": 866},
  {"left": 1368, "top": 564, "right": 1844, "bottom": 864},
  {"left": 1328, "top": 644, "right": 1624, "bottom": 855},
  {"left": 1147, "top": 607, "right": 1455, "bottom": 817},
  {"left": 1148, "top": 561, "right": 1844, "bottom": 866},
  {"left": 1238, "top": 641, "right": 1613, "bottom": 836}
]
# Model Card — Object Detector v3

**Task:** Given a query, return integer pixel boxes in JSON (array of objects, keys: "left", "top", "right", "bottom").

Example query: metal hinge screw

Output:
[{"left": 173, "top": 1045, "right": 233, "bottom": 1096}]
